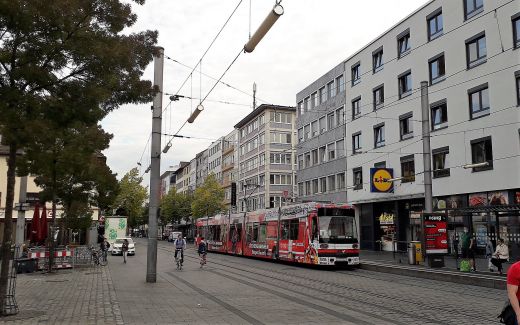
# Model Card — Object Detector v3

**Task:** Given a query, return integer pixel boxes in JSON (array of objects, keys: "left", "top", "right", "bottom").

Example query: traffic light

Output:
[
  {"left": 231, "top": 182, "right": 237, "bottom": 207},
  {"left": 97, "top": 224, "right": 105, "bottom": 243}
]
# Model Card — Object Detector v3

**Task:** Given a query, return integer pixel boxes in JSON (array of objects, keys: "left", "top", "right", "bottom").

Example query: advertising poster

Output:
[
  {"left": 488, "top": 191, "right": 509, "bottom": 206},
  {"left": 105, "top": 217, "right": 128, "bottom": 247},
  {"left": 469, "top": 193, "right": 487, "bottom": 207},
  {"left": 475, "top": 224, "right": 487, "bottom": 248},
  {"left": 423, "top": 213, "right": 448, "bottom": 255}
]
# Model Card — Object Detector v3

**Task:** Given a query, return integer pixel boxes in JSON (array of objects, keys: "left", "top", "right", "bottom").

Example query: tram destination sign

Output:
[{"left": 423, "top": 212, "right": 448, "bottom": 255}]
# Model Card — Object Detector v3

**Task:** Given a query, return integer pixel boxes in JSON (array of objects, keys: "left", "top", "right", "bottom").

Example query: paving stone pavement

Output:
[{"left": 1, "top": 239, "right": 508, "bottom": 324}]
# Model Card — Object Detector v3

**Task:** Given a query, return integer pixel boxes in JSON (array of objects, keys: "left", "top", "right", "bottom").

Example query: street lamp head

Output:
[
  {"left": 243, "top": 4, "right": 284, "bottom": 53},
  {"left": 187, "top": 104, "right": 204, "bottom": 123},
  {"left": 162, "top": 141, "right": 172, "bottom": 153},
  {"left": 463, "top": 162, "right": 489, "bottom": 169}
]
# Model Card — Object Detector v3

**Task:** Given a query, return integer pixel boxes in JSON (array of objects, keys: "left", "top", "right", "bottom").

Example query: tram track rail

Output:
[{"left": 158, "top": 245, "right": 498, "bottom": 324}]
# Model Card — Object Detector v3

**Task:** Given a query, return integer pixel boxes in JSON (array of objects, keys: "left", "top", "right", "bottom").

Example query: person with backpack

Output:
[
  {"left": 505, "top": 261, "right": 520, "bottom": 325},
  {"left": 100, "top": 238, "right": 110, "bottom": 262},
  {"left": 122, "top": 239, "right": 129, "bottom": 264},
  {"left": 198, "top": 237, "right": 207, "bottom": 267},
  {"left": 173, "top": 234, "right": 186, "bottom": 266}
]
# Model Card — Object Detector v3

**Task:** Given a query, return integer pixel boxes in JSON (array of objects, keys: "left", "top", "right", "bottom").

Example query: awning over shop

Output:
[{"left": 445, "top": 204, "right": 520, "bottom": 214}]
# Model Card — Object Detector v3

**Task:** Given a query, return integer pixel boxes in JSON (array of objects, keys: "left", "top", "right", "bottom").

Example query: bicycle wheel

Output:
[{"left": 99, "top": 255, "right": 107, "bottom": 266}]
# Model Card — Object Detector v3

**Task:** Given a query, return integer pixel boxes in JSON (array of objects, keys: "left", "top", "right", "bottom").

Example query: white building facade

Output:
[{"left": 336, "top": 0, "right": 519, "bottom": 253}]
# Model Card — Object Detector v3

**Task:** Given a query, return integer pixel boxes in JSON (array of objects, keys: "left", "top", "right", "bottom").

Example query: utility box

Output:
[{"left": 411, "top": 241, "right": 423, "bottom": 263}]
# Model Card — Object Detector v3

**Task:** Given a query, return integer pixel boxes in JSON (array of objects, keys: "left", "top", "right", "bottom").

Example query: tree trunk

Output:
[
  {"left": 0, "top": 144, "right": 18, "bottom": 315},
  {"left": 48, "top": 161, "right": 57, "bottom": 273}
]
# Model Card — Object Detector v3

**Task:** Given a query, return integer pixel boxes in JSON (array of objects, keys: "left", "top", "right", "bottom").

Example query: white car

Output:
[{"left": 111, "top": 238, "right": 136, "bottom": 256}]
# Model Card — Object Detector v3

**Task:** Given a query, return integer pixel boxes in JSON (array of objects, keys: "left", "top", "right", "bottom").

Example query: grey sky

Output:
[{"left": 101, "top": 0, "right": 429, "bottom": 184}]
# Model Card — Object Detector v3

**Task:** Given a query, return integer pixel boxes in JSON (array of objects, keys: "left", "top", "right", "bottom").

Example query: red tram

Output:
[{"left": 195, "top": 202, "right": 359, "bottom": 266}]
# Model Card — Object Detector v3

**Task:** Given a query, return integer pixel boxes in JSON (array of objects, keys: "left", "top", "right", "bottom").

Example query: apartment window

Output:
[
  {"left": 352, "top": 132, "right": 362, "bottom": 154},
  {"left": 304, "top": 97, "right": 310, "bottom": 112},
  {"left": 297, "top": 154, "right": 304, "bottom": 170},
  {"left": 305, "top": 181, "right": 311, "bottom": 196},
  {"left": 353, "top": 168, "right": 363, "bottom": 190},
  {"left": 319, "top": 146, "right": 326, "bottom": 163},
  {"left": 303, "top": 125, "right": 310, "bottom": 141},
  {"left": 397, "top": 30, "right": 411, "bottom": 58},
  {"left": 312, "top": 179, "right": 319, "bottom": 194},
  {"left": 374, "top": 123, "right": 385, "bottom": 148},
  {"left": 431, "top": 99, "right": 448, "bottom": 130},
  {"left": 319, "top": 116, "right": 326, "bottom": 134},
  {"left": 270, "top": 174, "right": 292, "bottom": 185},
  {"left": 429, "top": 53, "right": 445, "bottom": 84},
  {"left": 398, "top": 70, "right": 412, "bottom": 98},
  {"left": 427, "top": 9, "right": 443, "bottom": 41},
  {"left": 464, "top": 0, "right": 483, "bottom": 20},
  {"left": 298, "top": 183, "right": 304, "bottom": 197},
  {"left": 352, "top": 96, "right": 361, "bottom": 119},
  {"left": 271, "top": 153, "right": 291, "bottom": 165},
  {"left": 304, "top": 152, "right": 311, "bottom": 168},
  {"left": 311, "top": 120, "right": 318, "bottom": 137},
  {"left": 319, "top": 86, "right": 327, "bottom": 103},
  {"left": 327, "top": 143, "right": 336, "bottom": 160},
  {"left": 400, "top": 155, "right": 415, "bottom": 183},
  {"left": 374, "top": 161, "right": 386, "bottom": 168},
  {"left": 468, "top": 83, "right": 490, "bottom": 119},
  {"left": 372, "top": 47, "right": 384, "bottom": 73},
  {"left": 514, "top": 14, "right": 520, "bottom": 49},
  {"left": 311, "top": 149, "right": 319, "bottom": 165},
  {"left": 471, "top": 136, "right": 493, "bottom": 171},
  {"left": 319, "top": 177, "right": 327, "bottom": 193},
  {"left": 336, "top": 106, "right": 345, "bottom": 126},
  {"left": 373, "top": 85, "right": 384, "bottom": 110},
  {"left": 516, "top": 71, "right": 520, "bottom": 105},
  {"left": 297, "top": 101, "right": 303, "bottom": 116},
  {"left": 351, "top": 62, "right": 361, "bottom": 86},
  {"left": 298, "top": 128, "right": 303, "bottom": 143},
  {"left": 328, "top": 175, "right": 336, "bottom": 192},
  {"left": 466, "top": 32, "right": 487, "bottom": 68},
  {"left": 327, "top": 112, "right": 335, "bottom": 130},
  {"left": 432, "top": 147, "right": 450, "bottom": 178},
  {"left": 399, "top": 112, "right": 414, "bottom": 140},
  {"left": 336, "top": 75, "right": 345, "bottom": 93},
  {"left": 311, "top": 92, "right": 318, "bottom": 109},
  {"left": 336, "top": 139, "right": 345, "bottom": 158},
  {"left": 327, "top": 80, "right": 335, "bottom": 99}
]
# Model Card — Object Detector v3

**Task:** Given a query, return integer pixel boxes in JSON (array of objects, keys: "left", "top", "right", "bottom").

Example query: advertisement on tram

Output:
[{"left": 195, "top": 202, "right": 359, "bottom": 267}]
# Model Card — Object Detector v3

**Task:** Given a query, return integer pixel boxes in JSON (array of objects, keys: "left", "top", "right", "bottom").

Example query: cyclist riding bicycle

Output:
[
  {"left": 173, "top": 234, "right": 186, "bottom": 266},
  {"left": 198, "top": 237, "right": 207, "bottom": 267}
]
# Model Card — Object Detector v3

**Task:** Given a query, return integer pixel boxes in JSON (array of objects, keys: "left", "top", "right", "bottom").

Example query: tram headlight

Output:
[{"left": 352, "top": 243, "right": 359, "bottom": 249}]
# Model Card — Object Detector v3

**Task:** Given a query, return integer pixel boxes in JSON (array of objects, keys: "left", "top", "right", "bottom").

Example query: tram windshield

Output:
[{"left": 318, "top": 208, "right": 357, "bottom": 244}]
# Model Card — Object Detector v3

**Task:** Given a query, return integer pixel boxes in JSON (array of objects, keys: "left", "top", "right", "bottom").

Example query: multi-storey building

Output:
[
  {"left": 187, "top": 157, "right": 197, "bottom": 192},
  {"left": 174, "top": 162, "right": 190, "bottom": 194},
  {"left": 235, "top": 104, "right": 297, "bottom": 212},
  {"left": 296, "top": 63, "right": 347, "bottom": 204},
  {"left": 160, "top": 167, "right": 178, "bottom": 197},
  {"left": 222, "top": 129, "right": 238, "bottom": 211},
  {"left": 319, "top": 0, "right": 520, "bottom": 253},
  {"left": 195, "top": 150, "right": 208, "bottom": 188},
  {"left": 207, "top": 137, "right": 223, "bottom": 182}
]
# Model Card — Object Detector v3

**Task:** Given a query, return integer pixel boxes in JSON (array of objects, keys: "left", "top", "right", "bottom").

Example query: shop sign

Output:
[
  {"left": 379, "top": 212, "right": 394, "bottom": 225},
  {"left": 469, "top": 192, "right": 487, "bottom": 207},
  {"left": 370, "top": 168, "right": 394, "bottom": 193},
  {"left": 488, "top": 191, "right": 509, "bottom": 206},
  {"left": 423, "top": 213, "right": 448, "bottom": 255},
  {"left": 410, "top": 212, "right": 421, "bottom": 219}
]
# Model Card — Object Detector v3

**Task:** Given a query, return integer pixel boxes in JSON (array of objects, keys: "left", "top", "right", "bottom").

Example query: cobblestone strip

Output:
[{"left": 103, "top": 265, "right": 125, "bottom": 325}]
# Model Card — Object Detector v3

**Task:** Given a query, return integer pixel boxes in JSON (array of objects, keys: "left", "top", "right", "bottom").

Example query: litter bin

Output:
[
  {"left": 408, "top": 243, "right": 416, "bottom": 265},
  {"left": 16, "top": 258, "right": 37, "bottom": 273},
  {"left": 411, "top": 241, "right": 423, "bottom": 263}
]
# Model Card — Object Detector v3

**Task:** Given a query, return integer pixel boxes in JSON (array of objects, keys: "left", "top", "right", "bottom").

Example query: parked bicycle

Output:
[{"left": 90, "top": 247, "right": 107, "bottom": 266}]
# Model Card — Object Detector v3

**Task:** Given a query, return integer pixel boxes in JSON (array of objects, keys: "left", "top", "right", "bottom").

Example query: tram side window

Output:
[
  {"left": 258, "top": 223, "right": 267, "bottom": 242},
  {"left": 281, "top": 220, "right": 290, "bottom": 239},
  {"left": 252, "top": 223, "right": 259, "bottom": 241},
  {"left": 311, "top": 216, "right": 318, "bottom": 241},
  {"left": 211, "top": 226, "right": 221, "bottom": 241},
  {"left": 231, "top": 224, "right": 241, "bottom": 242},
  {"left": 289, "top": 220, "right": 299, "bottom": 240}
]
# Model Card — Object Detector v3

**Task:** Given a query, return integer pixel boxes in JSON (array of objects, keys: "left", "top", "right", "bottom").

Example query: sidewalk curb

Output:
[{"left": 360, "top": 261, "right": 506, "bottom": 290}]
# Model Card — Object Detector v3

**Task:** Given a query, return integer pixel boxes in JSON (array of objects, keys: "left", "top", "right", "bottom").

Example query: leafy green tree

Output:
[
  {"left": 192, "top": 173, "right": 225, "bottom": 218},
  {"left": 114, "top": 168, "right": 148, "bottom": 229},
  {"left": 160, "top": 188, "right": 192, "bottom": 225},
  {"left": 0, "top": 0, "right": 157, "bottom": 310}
]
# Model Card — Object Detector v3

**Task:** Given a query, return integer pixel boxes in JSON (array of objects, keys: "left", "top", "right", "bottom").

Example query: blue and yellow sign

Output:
[{"left": 370, "top": 168, "right": 394, "bottom": 193}]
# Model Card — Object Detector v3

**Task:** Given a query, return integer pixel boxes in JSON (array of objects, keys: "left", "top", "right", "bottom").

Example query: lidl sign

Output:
[{"left": 370, "top": 168, "right": 394, "bottom": 193}]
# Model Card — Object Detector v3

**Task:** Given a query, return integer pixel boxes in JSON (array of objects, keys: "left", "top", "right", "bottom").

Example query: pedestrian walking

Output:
[
  {"left": 198, "top": 237, "right": 207, "bottom": 268},
  {"left": 491, "top": 238, "right": 509, "bottom": 275},
  {"left": 485, "top": 236, "right": 495, "bottom": 272},
  {"left": 461, "top": 227, "right": 477, "bottom": 272},
  {"left": 100, "top": 238, "right": 110, "bottom": 262},
  {"left": 122, "top": 239, "right": 129, "bottom": 264},
  {"left": 504, "top": 261, "right": 520, "bottom": 324}
]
